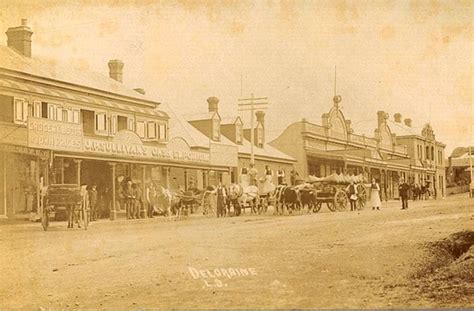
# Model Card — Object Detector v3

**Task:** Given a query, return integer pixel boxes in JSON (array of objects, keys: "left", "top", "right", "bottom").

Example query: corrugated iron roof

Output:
[
  {"left": 0, "top": 45, "right": 159, "bottom": 104},
  {"left": 387, "top": 119, "right": 420, "bottom": 136},
  {"left": 0, "top": 76, "right": 168, "bottom": 118}
]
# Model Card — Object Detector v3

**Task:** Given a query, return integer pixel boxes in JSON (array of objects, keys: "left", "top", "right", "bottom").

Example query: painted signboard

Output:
[
  {"left": 28, "top": 117, "right": 83, "bottom": 152},
  {"left": 83, "top": 131, "right": 210, "bottom": 164}
]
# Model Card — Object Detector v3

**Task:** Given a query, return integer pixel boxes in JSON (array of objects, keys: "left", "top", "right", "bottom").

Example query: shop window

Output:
[
  {"left": 28, "top": 100, "right": 42, "bottom": 118},
  {"left": 72, "top": 109, "right": 80, "bottom": 124},
  {"left": 128, "top": 118, "right": 135, "bottom": 131},
  {"left": 81, "top": 110, "right": 94, "bottom": 135},
  {"left": 109, "top": 115, "right": 117, "bottom": 135},
  {"left": 47, "top": 104, "right": 58, "bottom": 121},
  {"left": 0, "top": 95, "right": 13, "bottom": 123},
  {"left": 14, "top": 97, "right": 28, "bottom": 124},
  {"left": 57, "top": 107, "right": 62, "bottom": 121},
  {"left": 118, "top": 115, "right": 128, "bottom": 131},
  {"left": 95, "top": 112, "right": 107, "bottom": 134},
  {"left": 136, "top": 120, "right": 146, "bottom": 138},
  {"left": 147, "top": 121, "right": 157, "bottom": 139},
  {"left": 158, "top": 123, "right": 167, "bottom": 141},
  {"left": 41, "top": 102, "right": 48, "bottom": 119}
]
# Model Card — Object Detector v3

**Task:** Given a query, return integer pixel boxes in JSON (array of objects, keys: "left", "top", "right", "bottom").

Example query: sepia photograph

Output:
[{"left": 0, "top": 0, "right": 472, "bottom": 309}]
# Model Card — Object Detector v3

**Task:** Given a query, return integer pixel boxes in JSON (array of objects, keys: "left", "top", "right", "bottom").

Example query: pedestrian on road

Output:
[
  {"left": 277, "top": 167, "right": 285, "bottom": 185},
  {"left": 216, "top": 182, "right": 227, "bottom": 218},
  {"left": 399, "top": 178, "right": 410, "bottom": 210},
  {"left": 124, "top": 181, "right": 134, "bottom": 219},
  {"left": 346, "top": 181, "right": 358, "bottom": 211},
  {"left": 370, "top": 178, "right": 381, "bottom": 210},
  {"left": 134, "top": 183, "right": 143, "bottom": 219},
  {"left": 146, "top": 183, "right": 156, "bottom": 218},
  {"left": 88, "top": 185, "right": 98, "bottom": 221},
  {"left": 248, "top": 163, "right": 258, "bottom": 186}
]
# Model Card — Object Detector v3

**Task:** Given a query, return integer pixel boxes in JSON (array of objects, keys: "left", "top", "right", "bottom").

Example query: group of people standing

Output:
[
  {"left": 118, "top": 179, "right": 163, "bottom": 220},
  {"left": 364, "top": 177, "right": 412, "bottom": 211}
]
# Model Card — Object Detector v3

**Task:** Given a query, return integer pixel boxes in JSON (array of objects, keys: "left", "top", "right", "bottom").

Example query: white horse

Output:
[{"left": 155, "top": 186, "right": 180, "bottom": 221}]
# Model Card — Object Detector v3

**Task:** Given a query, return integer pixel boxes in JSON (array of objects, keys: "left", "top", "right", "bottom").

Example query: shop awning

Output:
[
  {"left": 0, "top": 77, "right": 168, "bottom": 118},
  {"left": 304, "top": 147, "right": 345, "bottom": 161}
]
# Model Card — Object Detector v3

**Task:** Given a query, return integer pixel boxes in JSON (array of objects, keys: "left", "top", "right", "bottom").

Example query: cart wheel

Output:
[
  {"left": 356, "top": 184, "right": 367, "bottom": 210},
  {"left": 313, "top": 202, "right": 322, "bottom": 213},
  {"left": 334, "top": 189, "right": 348, "bottom": 211},
  {"left": 42, "top": 208, "right": 49, "bottom": 231},
  {"left": 327, "top": 202, "right": 336, "bottom": 212}
]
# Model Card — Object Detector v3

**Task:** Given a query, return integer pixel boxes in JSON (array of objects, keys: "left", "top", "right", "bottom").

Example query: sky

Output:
[{"left": 0, "top": 0, "right": 472, "bottom": 154}]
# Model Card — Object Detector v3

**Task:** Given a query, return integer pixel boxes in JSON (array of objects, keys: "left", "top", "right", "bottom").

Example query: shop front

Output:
[
  {"left": 0, "top": 143, "right": 49, "bottom": 218},
  {"left": 26, "top": 117, "right": 237, "bottom": 219}
]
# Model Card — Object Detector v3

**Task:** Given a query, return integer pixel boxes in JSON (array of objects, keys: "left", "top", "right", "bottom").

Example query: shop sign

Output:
[
  {"left": 28, "top": 117, "right": 83, "bottom": 152},
  {"left": 209, "top": 143, "right": 238, "bottom": 167},
  {"left": 83, "top": 133, "right": 209, "bottom": 164},
  {"left": 0, "top": 143, "right": 49, "bottom": 158}
]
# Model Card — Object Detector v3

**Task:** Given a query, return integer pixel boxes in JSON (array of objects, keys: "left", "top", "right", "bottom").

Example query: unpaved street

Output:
[{"left": 1, "top": 195, "right": 473, "bottom": 309}]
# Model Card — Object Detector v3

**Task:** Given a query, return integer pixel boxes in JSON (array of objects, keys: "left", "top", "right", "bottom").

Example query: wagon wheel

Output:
[
  {"left": 41, "top": 206, "right": 49, "bottom": 231},
  {"left": 356, "top": 184, "right": 367, "bottom": 210},
  {"left": 334, "top": 189, "right": 348, "bottom": 211},
  {"left": 313, "top": 202, "right": 322, "bottom": 213},
  {"left": 326, "top": 202, "right": 336, "bottom": 212}
]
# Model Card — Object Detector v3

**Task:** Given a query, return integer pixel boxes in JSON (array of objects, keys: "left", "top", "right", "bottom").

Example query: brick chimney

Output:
[
  {"left": 6, "top": 19, "right": 33, "bottom": 57},
  {"left": 377, "top": 111, "right": 388, "bottom": 126},
  {"left": 108, "top": 59, "right": 124, "bottom": 83},
  {"left": 404, "top": 118, "right": 412, "bottom": 127},
  {"left": 207, "top": 96, "right": 219, "bottom": 113},
  {"left": 256, "top": 110, "right": 265, "bottom": 127},
  {"left": 394, "top": 113, "right": 402, "bottom": 123}
]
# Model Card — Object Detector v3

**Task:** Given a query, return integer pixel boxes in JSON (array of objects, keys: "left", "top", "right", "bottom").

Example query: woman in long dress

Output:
[
  {"left": 369, "top": 178, "right": 381, "bottom": 210},
  {"left": 262, "top": 165, "right": 275, "bottom": 195}
]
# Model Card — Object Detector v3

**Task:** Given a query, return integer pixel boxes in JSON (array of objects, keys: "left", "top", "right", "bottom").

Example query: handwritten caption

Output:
[{"left": 188, "top": 267, "right": 257, "bottom": 288}]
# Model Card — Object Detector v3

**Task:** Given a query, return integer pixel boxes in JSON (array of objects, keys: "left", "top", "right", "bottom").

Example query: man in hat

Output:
[
  {"left": 124, "top": 181, "right": 135, "bottom": 219},
  {"left": 248, "top": 163, "right": 258, "bottom": 186},
  {"left": 88, "top": 184, "right": 98, "bottom": 221},
  {"left": 399, "top": 178, "right": 410, "bottom": 210}
]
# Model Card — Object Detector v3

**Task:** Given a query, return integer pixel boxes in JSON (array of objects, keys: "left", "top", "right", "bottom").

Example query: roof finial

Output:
[{"left": 333, "top": 65, "right": 341, "bottom": 106}]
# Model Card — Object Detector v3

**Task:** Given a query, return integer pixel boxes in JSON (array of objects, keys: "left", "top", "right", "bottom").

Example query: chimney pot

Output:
[
  {"left": 377, "top": 111, "right": 388, "bottom": 126},
  {"left": 207, "top": 96, "right": 219, "bottom": 113},
  {"left": 394, "top": 113, "right": 402, "bottom": 122},
  {"left": 6, "top": 19, "right": 33, "bottom": 57},
  {"left": 108, "top": 59, "right": 124, "bottom": 83},
  {"left": 404, "top": 118, "right": 412, "bottom": 127}
]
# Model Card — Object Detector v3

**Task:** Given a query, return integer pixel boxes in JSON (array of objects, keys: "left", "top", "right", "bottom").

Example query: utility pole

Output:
[
  {"left": 470, "top": 144, "right": 473, "bottom": 198},
  {"left": 238, "top": 93, "right": 268, "bottom": 164}
]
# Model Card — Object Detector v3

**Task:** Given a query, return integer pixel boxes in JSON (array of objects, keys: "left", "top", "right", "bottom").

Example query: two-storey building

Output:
[
  {"left": 185, "top": 97, "right": 296, "bottom": 190},
  {"left": 0, "top": 20, "right": 237, "bottom": 219},
  {"left": 269, "top": 93, "right": 446, "bottom": 200}
]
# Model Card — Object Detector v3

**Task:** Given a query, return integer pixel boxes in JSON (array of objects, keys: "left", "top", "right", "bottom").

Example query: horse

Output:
[
  {"left": 155, "top": 186, "right": 180, "bottom": 221},
  {"left": 420, "top": 182, "right": 432, "bottom": 200},
  {"left": 177, "top": 188, "right": 204, "bottom": 216}
]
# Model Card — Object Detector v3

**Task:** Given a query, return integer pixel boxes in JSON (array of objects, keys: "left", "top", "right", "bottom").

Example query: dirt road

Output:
[{"left": 0, "top": 195, "right": 473, "bottom": 309}]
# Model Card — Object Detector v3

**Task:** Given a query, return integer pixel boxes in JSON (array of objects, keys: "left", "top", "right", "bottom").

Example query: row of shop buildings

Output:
[{"left": 0, "top": 20, "right": 446, "bottom": 219}]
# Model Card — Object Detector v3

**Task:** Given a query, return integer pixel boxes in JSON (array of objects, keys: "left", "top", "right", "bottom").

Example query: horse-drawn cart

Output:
[
  {"left": 42, "top": 184, "right": 88, "bottom": 231},
  {"left": 308, "top": 174, "right": 368, "bottom": 212}
]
